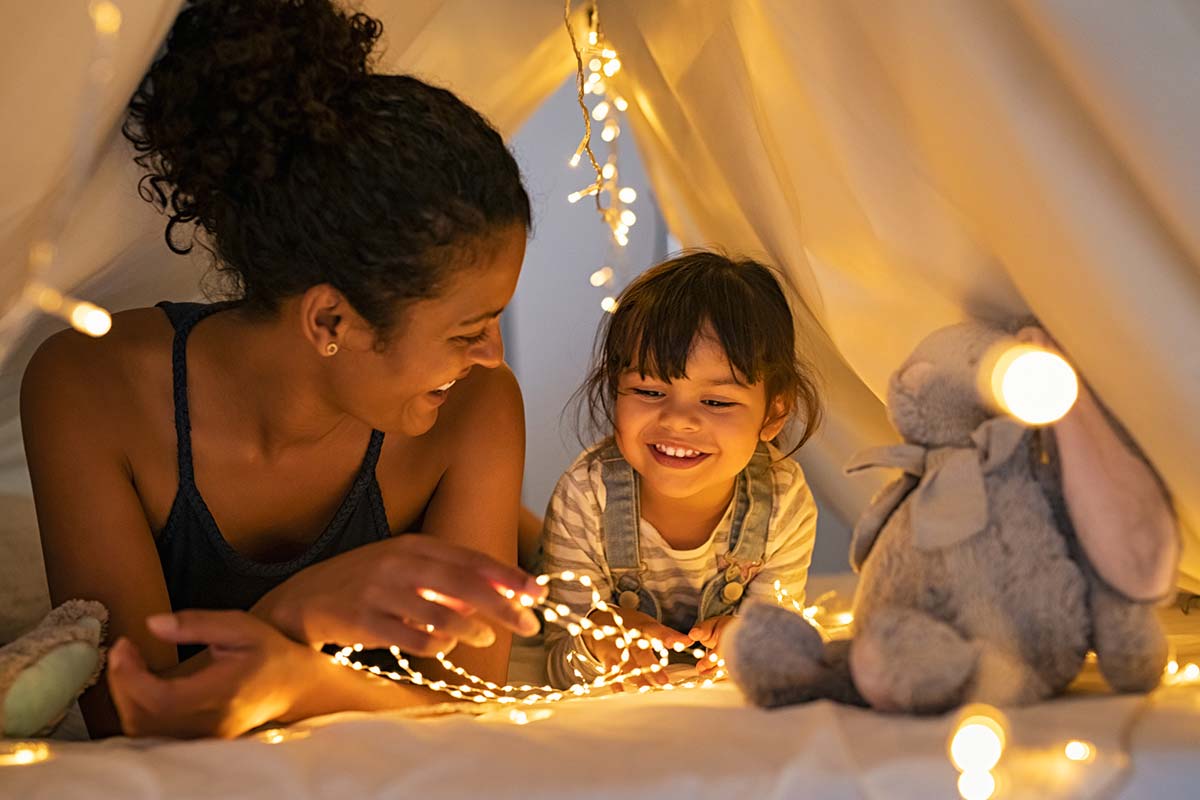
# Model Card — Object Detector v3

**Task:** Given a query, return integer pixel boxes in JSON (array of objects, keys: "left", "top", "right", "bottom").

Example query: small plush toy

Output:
[
  {"left": 0, "top": 600, "right": 107, "bottom": 736},
  {"left": 727, "top": 321, "right": 1179, "bottom": 712}
]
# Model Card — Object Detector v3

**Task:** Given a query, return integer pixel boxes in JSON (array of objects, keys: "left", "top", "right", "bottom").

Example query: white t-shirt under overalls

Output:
[{"left": 542, "top": 442, "right": 817, "bottom": 689}]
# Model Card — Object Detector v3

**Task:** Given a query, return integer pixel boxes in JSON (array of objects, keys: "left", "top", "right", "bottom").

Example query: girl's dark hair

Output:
[
  {"left": 124, "top": 0, "right": 531, "bottom": 336},
  {"left": 578, "top": 251, "right": 823, "bottom": 455}
]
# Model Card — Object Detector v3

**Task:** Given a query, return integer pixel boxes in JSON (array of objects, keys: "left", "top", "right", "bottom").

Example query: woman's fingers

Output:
[
  {"left": 402, "top": 597, "right": 495, "bottom": 648},
  {"left": 145, "top": 610, "right": 263, "bottom": 652},
  {"left": 406, "top": 559, "right": 540, "bottom": 637},
  {"left": 404, "top": 535, "right": 546, "bottom": 600}
]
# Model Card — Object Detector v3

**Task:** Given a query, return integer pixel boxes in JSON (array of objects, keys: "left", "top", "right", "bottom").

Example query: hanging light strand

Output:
[{"left": 563, "top": 0, "right": 603, "bottom": 212}]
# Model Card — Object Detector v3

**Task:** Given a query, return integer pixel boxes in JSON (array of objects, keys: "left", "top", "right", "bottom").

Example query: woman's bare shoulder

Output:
[
  {"left": 22, "top": 307, "right": 175, "bottom": 429},
  {"left": 439, "top": 362, "right": 523, "bottom": 439}
]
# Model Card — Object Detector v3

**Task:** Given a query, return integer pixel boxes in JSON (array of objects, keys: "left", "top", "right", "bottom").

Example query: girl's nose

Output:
[{"left": 658, "top": 399, "right": 701, "bottom": 431}]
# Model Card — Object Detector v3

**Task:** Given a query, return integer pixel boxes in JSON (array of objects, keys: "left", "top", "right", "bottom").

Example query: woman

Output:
[{"left": 21, "top": 0, "right": 540, "bottom": 738}]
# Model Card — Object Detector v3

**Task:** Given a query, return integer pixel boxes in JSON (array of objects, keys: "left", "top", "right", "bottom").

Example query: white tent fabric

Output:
[{"left": 1, "top": 0, "right": 1198, "bottom": 590}]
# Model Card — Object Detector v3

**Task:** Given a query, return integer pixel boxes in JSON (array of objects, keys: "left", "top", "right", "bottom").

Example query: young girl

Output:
[{"left": 543, "top": 252, "right": 822, "bottom": 688}]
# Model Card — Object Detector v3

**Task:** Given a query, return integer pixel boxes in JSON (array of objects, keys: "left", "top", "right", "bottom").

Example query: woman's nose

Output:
[{"left": 469, "top": 321, "right": 505, "bottom": 368}]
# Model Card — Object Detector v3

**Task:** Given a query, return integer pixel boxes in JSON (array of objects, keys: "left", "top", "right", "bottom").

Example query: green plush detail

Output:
[{"left": 4, "top": 641, "right": 99, "bottom": 737}]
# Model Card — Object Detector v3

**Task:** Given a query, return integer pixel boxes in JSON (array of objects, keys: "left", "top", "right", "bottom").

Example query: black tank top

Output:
[{"left": 154, "top": 302, "right": 391, "bottom": 655}]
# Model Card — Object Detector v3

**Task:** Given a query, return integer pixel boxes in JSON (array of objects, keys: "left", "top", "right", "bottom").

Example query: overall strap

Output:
[
  {"left": 698, "top": 442, "right": 775, "bottom": 620},
  {"left": 597, "top": 443, "right": 663, "bottom": 621}
]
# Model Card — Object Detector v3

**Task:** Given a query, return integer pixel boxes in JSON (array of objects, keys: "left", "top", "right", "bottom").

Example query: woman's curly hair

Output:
[{"left": 124, "top": 0, "right": 531, "bottom": 336}]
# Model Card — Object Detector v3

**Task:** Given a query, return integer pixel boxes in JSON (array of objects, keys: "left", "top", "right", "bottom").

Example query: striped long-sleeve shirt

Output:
[{"left": 542, "top": 443, "right": 817, "bottom": 688}]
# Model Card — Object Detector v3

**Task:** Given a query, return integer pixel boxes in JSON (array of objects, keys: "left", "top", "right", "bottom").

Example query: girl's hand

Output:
[
  {"left": 585, "top": 608, "right": 690, "bottom": 688},
  {"left": 253, "top": 534, "right": 545, "bottom": 656},
  {"left": 107, "top": 610, "right": 314, "bottom": 739},
  {"left": 690, "top": 615, "right": 735, "bottom": 677}
]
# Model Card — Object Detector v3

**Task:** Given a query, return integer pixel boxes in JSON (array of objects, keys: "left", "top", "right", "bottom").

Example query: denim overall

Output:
[{"left": 598, "top": 442, "right": 774, "bottom": 627}]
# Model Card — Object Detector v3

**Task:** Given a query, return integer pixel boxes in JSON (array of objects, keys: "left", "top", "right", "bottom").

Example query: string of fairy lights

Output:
[
  {"left": 4, "top": 1, "right": 120, "bottom": 353},
  {"left": 2, "top": 6, "right": 1197, "bottom": 796},
  {"left": 563, "top": 0, "right": 638, "bottom": 315}
]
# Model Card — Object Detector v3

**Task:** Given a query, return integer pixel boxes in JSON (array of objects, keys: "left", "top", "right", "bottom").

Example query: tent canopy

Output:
[{"left": 2, "top": 0, "right": 1198, "bottom": 590}]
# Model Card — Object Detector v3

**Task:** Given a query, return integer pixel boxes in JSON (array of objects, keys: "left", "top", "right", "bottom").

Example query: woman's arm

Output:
[
  {"left": 416, "top": 364, "right": 527, "bottom": 685},
  {"left": 21, "top": 331, "right": 180, "bottom": 737}
]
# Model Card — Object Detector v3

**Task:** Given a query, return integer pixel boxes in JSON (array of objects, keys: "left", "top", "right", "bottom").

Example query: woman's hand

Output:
[
  {"left": 690, "top": 615, "right": 735, "bottom": 677},
  {"left": 253, "top": 534, "right": 544, "bottom": 656},
  {"left": 107, "top": 610, "right": 315, "bottom": 739},
  {"left": 584, "top": 608, "right": 690, "bottom": 688}
]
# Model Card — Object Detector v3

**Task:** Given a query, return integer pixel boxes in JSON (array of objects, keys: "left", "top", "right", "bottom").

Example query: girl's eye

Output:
[
  {"left": 631, "top": 388, "right": 664, "bottom": 398},
  {"left": 453, "top": 330, "right": 489, "bottom": 346},
  {"left": 702, "top": 399, "right": 736, "bottom": 408}
]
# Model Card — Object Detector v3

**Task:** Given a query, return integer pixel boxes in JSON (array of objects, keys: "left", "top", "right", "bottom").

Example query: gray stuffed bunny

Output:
[{"left": 727, "top": 321, "right": 1179, "bottom": 712}]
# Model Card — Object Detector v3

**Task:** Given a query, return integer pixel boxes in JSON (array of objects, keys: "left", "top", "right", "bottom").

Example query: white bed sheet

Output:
[{"left": 4, "top": 588, "right": 1199, "bottom": 800}]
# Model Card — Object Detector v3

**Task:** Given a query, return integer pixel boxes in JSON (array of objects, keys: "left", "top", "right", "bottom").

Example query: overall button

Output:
[
  {"left": 722, "top": 582, "right": 744, "bottom": 603},
  {"left": 618, "top": 590, "right": 642, "bottom": 610}
]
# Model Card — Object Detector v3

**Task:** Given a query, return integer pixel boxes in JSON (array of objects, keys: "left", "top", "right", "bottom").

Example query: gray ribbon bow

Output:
[{"left": 844, "top": 417, "right": 1028, "bottom": 568}]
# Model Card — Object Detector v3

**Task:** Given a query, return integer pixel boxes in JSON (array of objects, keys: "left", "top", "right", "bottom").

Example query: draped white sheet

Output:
[{"left": 2, "top": 0, "right": 1198, "bottom": 589}]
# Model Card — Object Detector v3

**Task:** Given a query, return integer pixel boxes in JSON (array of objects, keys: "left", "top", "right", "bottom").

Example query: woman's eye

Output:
[
  {"left": 702, "top": 399, "right": 736, "bottom": 408},
  {"left": 454, "top": 330, "right": 488, "bottom": 346}
]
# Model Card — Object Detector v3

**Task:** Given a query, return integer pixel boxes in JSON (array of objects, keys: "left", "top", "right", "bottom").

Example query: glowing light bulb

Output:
[
  {"left": 1185, "top": 663, "right": 1200, "bottom": 681},
  {"left": 990, "top": 344, "right": 1078, "bottom": 425},
  {"left": 1064, "top": 740, "right": 1094, "bottom": 762},
  {"left": 603, "top": 58, "right": 621, "bottom": 77},
  {"left": 0, "top": 742, "right": 51, "bottom": 766},
  {"left": 89, "top": 0, "right": 122, "bottom": 35},
  {"left": 588, "top": 30, "right": 598, "bottom": 46},
  {"left": 601, "top": 163, "right": 616, "bottom": 180},
  {"left": 619, "top": 209, "right": 637, "bottom": 226},
  {"left": 950, "top": 713, "right": 1006, "bottom": 772},
  {"left": 600, "top": 296, "right": 617, "bottom": 313},
  {"left": 588, "top": 58, "right": 601, "bottom": 72},
  {"left": 590, "top": 267, "right": 613, "bottom": 287},
  {"left": 602, "top": 48, "right": 616, "bottom": 58},
  {"left": 601, "top": 120, "right": 619, "bottom": 142},
  {"left": 569, "top": 153, "right": 582, "bottom": 167},
  {"left": 618, "top": 187, "right": 637, "bottom": 203},
  {"left": 592, "top": 101, "right": 610, "bottom": 121},
  {"left": 957, "top": 770, "right": 996, "bottom": 800},
  {"left": 614, "top": 96, "right": 628, "bottom": 111},
  {"left": 592, "top": 79, "right": 607, "bottom": 95},
  {"left": 70, "top": 302, "right": 112, "bottom": 337}
]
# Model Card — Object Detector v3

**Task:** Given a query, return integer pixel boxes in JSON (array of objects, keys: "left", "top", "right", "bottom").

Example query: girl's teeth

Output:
[
  {"left": 655, "top": 444, "right": 701, "bottom": 458},
  {"left": 436, "top": 380, "right": 456, "bottom": 392}
]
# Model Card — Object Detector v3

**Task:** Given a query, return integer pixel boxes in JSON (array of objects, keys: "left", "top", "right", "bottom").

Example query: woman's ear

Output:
[
  {"left": 759, "top": 396, "right": 790, "bottom": 441},
  {"left": 299, "top": 284, "right": 372, "bottom": 356}
]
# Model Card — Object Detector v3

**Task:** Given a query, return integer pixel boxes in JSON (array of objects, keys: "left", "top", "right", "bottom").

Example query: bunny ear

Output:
[
  {"left": 971, "top": 416, "right": 1028, "bottom": 472},
  {"left": 1054, "top": 387, "right": 1180, "bottom": 602},
  {"left": 910, "top": 449, "right": 990, "bottom": 550}
]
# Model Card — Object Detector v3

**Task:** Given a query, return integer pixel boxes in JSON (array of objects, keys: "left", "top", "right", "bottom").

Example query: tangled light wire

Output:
[{"left": 331, "top": 571, "right": 774, "bottom": 706}]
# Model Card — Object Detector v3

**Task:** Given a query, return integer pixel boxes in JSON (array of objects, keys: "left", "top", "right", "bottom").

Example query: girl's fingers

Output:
[{"left": 689, "top": 617, "right": 719, "bottom": 646}]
